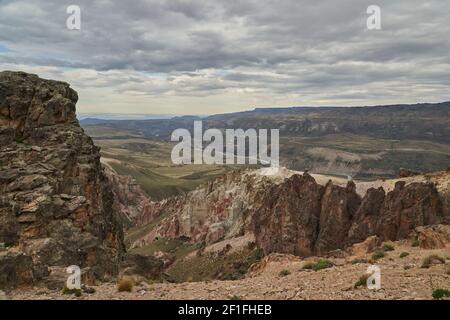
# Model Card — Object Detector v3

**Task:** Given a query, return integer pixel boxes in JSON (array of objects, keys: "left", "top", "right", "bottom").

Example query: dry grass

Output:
[{"left": 117, "top": 276, "right": 135, "bottom": 292}]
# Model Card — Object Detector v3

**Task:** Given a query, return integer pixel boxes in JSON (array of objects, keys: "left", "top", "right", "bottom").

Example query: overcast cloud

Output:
[{"left": 0, "top": 0, "right": 449, "bottom": 114}]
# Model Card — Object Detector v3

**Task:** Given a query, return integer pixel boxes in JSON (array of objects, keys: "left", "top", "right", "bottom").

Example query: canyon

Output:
[{"left": 0, "top": 71, "right": 449, "bottom": 299}]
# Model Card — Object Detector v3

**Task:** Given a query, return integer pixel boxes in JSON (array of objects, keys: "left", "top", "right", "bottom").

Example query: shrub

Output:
[
  {"left": 186, "top": 276, "right": 194, "bottom": 282},
  {"left": 432, "top": 289, "right": 450, "bottom": 299},
  {"left": 382, "top": 244, "right": 395, "bottom": 252},
  {"left": 351, "top": 258, "right": 368, "bottom": 265},
  {"left": 279, "top": 269, "right": 291, "bottom": 277},
  {"left": 411, "top": 238, "right": 419, "bottom": 247},
  {"left": 354, "top": 274, "right": 370, "bottom": 288},
  {"left": 302, "top": 259, "right": 334, "bottom": 271},
  {"left": 302, "top": 261, "right": 315, "bottom": 270},
  {"left": 117, "top": 276, "right": 135, "bottom": 292},
  {"left": 399, "top": 252, "right": 409, "bottom": 258},
  {"left": 371, "top": 250, "right": 385, "bottom": 261},
  {"left": 313, "top": 259, "right": 334, "bottom": 271},
  {"left": 62, "top": 286, "right": 82, "bottom": 297},
  {"left": 421, "top": 255, "right": 445, "bottom": 269},
  {"left": 228, "top": 295, "right": 242, "bottom": 300},
  {"left": 447, "top": 267, "right": 450, "bottom": 276}
]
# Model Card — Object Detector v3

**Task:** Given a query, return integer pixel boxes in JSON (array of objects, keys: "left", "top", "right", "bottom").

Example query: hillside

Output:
[{"left": 81, "top": 102, "right": 450, "bottom": 199}]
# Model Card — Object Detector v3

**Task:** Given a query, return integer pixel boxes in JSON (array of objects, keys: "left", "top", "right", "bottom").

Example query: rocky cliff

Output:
[
  {"left": 132, "top": 167, "right": 450, "bottom": 257},
  {"left": 0, "top": 71, "right": 124, "bottom": 289}
]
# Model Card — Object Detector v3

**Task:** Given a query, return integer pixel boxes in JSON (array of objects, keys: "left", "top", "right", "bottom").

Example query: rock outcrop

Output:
[
  {"left": 103, "top": 165, "right": 154, "bottom": 228},
  {"left": 414, "top": 224, "right": 450, "bottom": 249},
  {"left": 0, "top": 71, "right": 124, "bottom": 288},
  {"left": 132, "top": 167, "right": 449, "bottom": 258}
]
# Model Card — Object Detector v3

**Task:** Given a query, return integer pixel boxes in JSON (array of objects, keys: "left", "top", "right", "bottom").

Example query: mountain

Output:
[{"left": 81, "top": 101, "right": 450, "bottom": 200}]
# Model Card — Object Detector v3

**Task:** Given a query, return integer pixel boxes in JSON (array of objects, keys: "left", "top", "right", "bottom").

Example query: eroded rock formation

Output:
[
  {"left": 0, "top": 71, "right": 124, "bottom": 288},
  {"left": 133, "top": 168, "right": 449, "bottom": 258}
]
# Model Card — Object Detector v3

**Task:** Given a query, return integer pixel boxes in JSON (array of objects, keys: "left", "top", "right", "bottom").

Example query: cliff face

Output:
[
  {"left": 132, "top": 167, "right": 449, "bottom": 257},
  {"left": 0, "top": 71, "right": 124, "bottom": 288}
]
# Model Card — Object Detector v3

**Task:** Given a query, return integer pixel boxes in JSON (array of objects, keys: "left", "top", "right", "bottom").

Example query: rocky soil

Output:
[{"left": 5, "top": 232, "right": 449, "bottom": 300}]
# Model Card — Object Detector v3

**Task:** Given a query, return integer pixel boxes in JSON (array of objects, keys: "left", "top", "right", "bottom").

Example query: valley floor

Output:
[{"left": 6, "top": 240, "right": 449, "bottom": 300}]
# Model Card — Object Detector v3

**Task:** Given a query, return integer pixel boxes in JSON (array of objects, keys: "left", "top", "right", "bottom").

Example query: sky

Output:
[{"left": 0, "top": 0, "right": 449, "bottom": 115}]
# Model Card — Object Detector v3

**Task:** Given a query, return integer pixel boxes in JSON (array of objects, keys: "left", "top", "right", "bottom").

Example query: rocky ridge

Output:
[
  {"left": 0, "top": 71, "right": 125, "bottom": 289},
  {"left": 132, "top": 167, "right": 450, "bottom": 257}
]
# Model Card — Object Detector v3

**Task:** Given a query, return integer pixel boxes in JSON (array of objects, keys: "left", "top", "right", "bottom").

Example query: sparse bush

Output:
[
  {"left": 382, "top": 244, "right": 395, "bottom": 252},
  {"left": 354, "top": 274, "right": 370, "bottom": 288},
  {"left": 302, "top": 259, "right": 334, "bottom": 271},
  {"left": 432, "top": 289, "right": 450, "bottom": 299},
  {"left": 186, "top": 276, "right": 194, "bottom": 282},
  {"left": 351, "top": 258, "right": 368, "bottom": 265},
  {"left": 399, "top": 252, "right": 409, "bottom": 258},
  {"left": 117, "top": 276, "right": 135, "bottom": 292},
  {"left": 371, "top": 250, "right": 385, "bottom": 261},
  {"left": 421, "top": 255, "right": 445, "bottom": 269},
  {"left": 302, "top": 261, "right": 315, "bottom": 270},
  {"left": 279, "top": 269, "right": 291, "bottom": 277},
  {"left": 62, "top": 286, "right": 82, "bottom": 297},
  {"left": 313, "top": 259, "right": 334, "bottom": 271},
  {"left": 228, "top": 295, "right": 242, "bottom": 300},
  {"left": 411, "top": 238, "right": 419, "bottom": 247},
  {"left": 447, "top": 267, "right": 450, "bottom": 276}
]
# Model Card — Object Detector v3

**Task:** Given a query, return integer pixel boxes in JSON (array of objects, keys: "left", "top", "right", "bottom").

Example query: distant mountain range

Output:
[{"left": 82, "top": 101, "right": 450, "bottom": 181}]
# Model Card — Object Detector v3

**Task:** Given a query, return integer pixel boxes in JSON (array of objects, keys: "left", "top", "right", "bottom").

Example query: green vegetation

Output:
[
  {"left": 354, "top": 274, "right": 370, "bottom": 289},
  {"left": 421, "top": 255, "right": 445, "bottom": 269},
  {"left": 399, "top": 252, "right": 409, "bottom": 258},
  {"left": 432, "top": 289, "right": 450, "bottom": 299},
  {"left": 302, "top": 259, "right": 334, "bottom": 271},
  {"left": 371, "top": 250, "right": 386, "bottom": 261},
  {"left": 228, "top": 295, "right": 242, "bottom": 300},
  {"left": 411, "top": 238, "right": 419, "bottom": 247},
  {"left": 351, "top": 258, "right": 368, "bottom": 264},
  {"left": 381, "top": 243, "right": 395, "bottom": 252},
  {"left": 62, "top": 286, "right": 82, "bottom": 297},
  {"left": 166, "top": 247, "right": 264, "bottom": 283},
  {"left": 128, "top": 236, "right": 199, "bottom": 260}
]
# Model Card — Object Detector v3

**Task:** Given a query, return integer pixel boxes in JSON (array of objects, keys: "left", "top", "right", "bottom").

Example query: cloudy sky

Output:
[{"left": 0, "top": 0, "right": 449, "bottom": 115}]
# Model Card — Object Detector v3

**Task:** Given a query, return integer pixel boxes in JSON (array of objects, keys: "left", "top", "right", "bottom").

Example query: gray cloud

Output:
[{"left": 0, "top": 0, "right": 449, "bottom": 114}]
